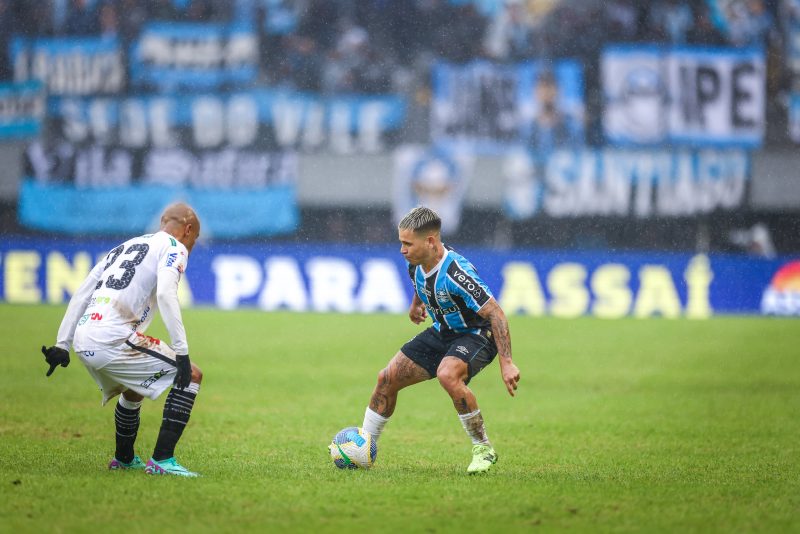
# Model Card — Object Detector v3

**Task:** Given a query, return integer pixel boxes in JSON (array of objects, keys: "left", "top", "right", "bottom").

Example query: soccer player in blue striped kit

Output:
[{"left": 362, "top": 206, "right": 521, "bottom": 473}]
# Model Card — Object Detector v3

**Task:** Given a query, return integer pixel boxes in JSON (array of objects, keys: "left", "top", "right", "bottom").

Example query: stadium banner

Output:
[
  {"left": 0, "top": 82, "right": 45, "bottom": 139},
  {"left": 603, "top": 45, "right": 765, "bottom": 147},
  {"left": 790, "top": 93, "right": 800, "bottom": 143},
  {"left": 1, "top": 239, "right": 797, "bottom": 318},
  {"left": 45, "top": 90, "right": 406, "bottom": 154},
  {"left": 17, "top": 180, "right": 297, "bottom": 238},
  {"left": 129, "top": 22, "right": 259, "bottom": 91},
  {"left": 786, "top": 19, "right": 800, "bottom": 80},
  {"left": 392, "top": 144, "right": 474, "bottom": 236},
  {"left": 11, "top": 36, "right": 125, "bottom": 96},
  {"left": 503, "top": 147, "right": 749, "bottom": 219},
  {"left": 431, "top": 60, "right": 584, "bottom": 154}
]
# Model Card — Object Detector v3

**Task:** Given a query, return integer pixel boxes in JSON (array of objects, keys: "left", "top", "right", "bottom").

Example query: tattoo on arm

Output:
[{"left": 488, "top": 308, "right": 512, "bottom": 361}]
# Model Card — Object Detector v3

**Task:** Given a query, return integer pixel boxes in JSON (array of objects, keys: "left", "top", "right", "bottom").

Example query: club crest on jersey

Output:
[{"left": 435, "top": 289, "right": 450, "bottom": 303}]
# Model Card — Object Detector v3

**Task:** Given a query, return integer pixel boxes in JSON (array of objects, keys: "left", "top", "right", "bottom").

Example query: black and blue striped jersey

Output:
[{"left": 407, "top": 247, "right": 493, "bottom": 336}]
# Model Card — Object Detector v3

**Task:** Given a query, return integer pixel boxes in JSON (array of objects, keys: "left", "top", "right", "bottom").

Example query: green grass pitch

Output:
[{"left": 1, "top": 303, "right": 798, "bottom": 532}]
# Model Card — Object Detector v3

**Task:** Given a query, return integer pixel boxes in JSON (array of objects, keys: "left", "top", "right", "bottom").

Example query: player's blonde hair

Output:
[{"left": 398, "top": 206, "right": 441, "bottom": 234}]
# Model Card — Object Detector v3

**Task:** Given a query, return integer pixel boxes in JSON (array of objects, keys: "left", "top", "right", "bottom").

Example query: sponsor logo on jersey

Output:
[
  {"left": 761, "top": 261, "right": 800, "bottom": 316},
  {"left": 450, "top": 265, "right": 486, "bottom": 300},
  {"left": 141, "top": 369, "right": 169, "bottom": 389},
  {"left": 132, "top": 306, "right": 151, "bottom": 331},
  {"left": 140, "top": 333, "right": 160, "bottom": 345},
  {"left": 166, "top": 252, "right": 178, "bottom": 267},
  {"left": 87, "top": 296, "right": 111, "bottom": 308},
  {"left": 79, "top": 313, "right": 102, "bottom": 325},
  {"left": 440, "top": 305, "right": 459, "bottom": 314},
  {"left": 81, "top": 351, "right": 95, "bottom": 358}
]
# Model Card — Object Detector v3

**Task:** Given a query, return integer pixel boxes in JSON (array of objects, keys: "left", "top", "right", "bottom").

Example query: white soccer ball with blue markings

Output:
[{"left": 329, "top": 427, "right": 377, "bottom": 469}]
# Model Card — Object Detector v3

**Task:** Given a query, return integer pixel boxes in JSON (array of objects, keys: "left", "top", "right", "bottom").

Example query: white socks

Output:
[
  {"left": 362, "top": 407, "right": 389, "bottom": 441},
  {"left": 458, "top": 409, "right": 490, "bottom": 445},
  {"left": 118, "top": 396, "right": 142, "bottom": 410},
  {"left": 362, "top": 406, "right": 489, "bottom": 446}
]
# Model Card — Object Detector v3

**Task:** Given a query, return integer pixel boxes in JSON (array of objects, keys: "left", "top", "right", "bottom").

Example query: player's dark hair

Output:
[{"left": 398, "top": 206, "right": 442, "bottom": 234}]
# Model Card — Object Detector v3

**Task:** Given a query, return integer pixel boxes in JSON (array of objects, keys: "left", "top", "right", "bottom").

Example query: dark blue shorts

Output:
[{"left": 401, "top": 327, "right": 497, "bottom": 384}]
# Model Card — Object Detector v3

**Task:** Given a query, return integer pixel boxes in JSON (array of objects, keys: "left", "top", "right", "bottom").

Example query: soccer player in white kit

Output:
[{"left": 41, "top": 203, "right": 204, "bottom": 477}]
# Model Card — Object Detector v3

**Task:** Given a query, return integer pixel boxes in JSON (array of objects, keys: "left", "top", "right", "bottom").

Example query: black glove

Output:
[
  {"left": 174, "top": 354, "right": 192, "bottom": 389},
  {"left": 41, "top": 345, "right": 70, "bottom": 377}
]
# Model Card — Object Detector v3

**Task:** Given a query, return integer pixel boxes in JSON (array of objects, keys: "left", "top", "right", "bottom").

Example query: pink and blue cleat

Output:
[
  {"left": 108, "top": 455, "right": 146, "bottom": 470},
  {"left": 144, "top": 457, "right": 199, "bottom": 478}
]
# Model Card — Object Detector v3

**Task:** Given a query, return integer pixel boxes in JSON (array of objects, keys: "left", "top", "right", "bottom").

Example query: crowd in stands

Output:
[
  {"left": 0, "top": 0, "right": 786, "bottom": 92},
  {"left": 0, "top": 0, "right": 793, "bottom": 145}
]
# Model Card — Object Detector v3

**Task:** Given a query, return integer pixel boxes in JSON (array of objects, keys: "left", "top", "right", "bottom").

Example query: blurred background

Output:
[{"left": 0, "top": 0, "right": 799, "bottom": 316}]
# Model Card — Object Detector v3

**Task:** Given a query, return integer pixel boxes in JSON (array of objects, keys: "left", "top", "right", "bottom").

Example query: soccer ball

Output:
[{"left": 328, "top": 427, "right": 377, "bottom": 469}]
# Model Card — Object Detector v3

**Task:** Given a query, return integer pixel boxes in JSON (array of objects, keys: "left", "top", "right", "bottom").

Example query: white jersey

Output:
[{"left": 57, "top": 231, "right": 190, "bottom": 359}]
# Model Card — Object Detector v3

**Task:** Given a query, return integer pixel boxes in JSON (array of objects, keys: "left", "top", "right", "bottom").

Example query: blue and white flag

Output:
[
  {"left": 130, "top": 22, "right": 259, "bottom": 91},
  {"left": 432, "top": 60, "right": 584, "bottom": 154},
  {"left": 603, "top": 45, "right": 765, "bottom": 147},
  {"left": 392, "top": 144, "right": 474, "bottom": 235},
  {"left": 503, "top": 147, "right": 750, "bottom": 219},
  {"left": 48, "top": 89, "right": 406, "bottom": 154},
  {"left": 11, "top": 36, "right": 124, "bottom": 96},
  {"left": 0, "top": 81, "right": 45, "bottom": 139}
]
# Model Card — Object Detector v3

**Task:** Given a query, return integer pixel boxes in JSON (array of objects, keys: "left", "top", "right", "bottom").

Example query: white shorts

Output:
[{"left": 78, "top": 332, "right": 178, "bottom": 406}]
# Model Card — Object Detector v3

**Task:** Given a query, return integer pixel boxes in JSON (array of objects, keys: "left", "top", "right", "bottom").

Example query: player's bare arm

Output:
[
  {"left": 408, "top": 293, "right": 427, "bottom": 324},
  {"left": 479, "top": 298, "right": 520, "bottom": 396}
]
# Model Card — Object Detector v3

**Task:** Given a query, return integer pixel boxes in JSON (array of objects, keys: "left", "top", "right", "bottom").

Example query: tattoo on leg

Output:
[
  {"left": 457, "top": 397, "right": 469, "bottom": 413},
  {"left": 378, "top": 368, "right": 390, "bottom": 387},
  {"left": 369, "top": 392, "right": 391, "bottom": 416},
  {"left": 464, "top": 411, "right": 488, "bottom": 442},
  {"left": 395, "top": 355, "right": 430, "bottom": 383}
]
